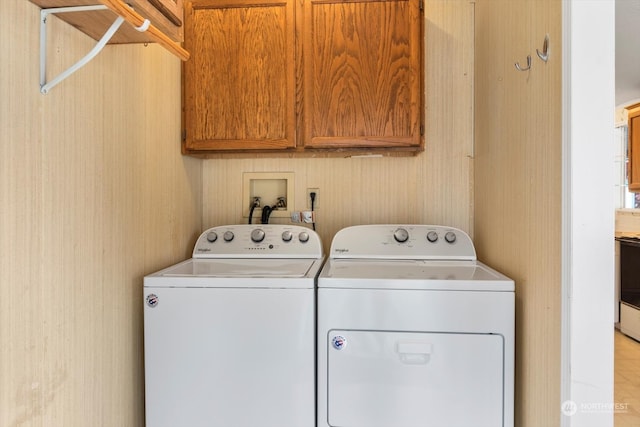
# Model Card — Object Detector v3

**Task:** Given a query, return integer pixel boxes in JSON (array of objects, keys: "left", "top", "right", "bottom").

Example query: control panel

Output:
[
  {"left": 329, "top": 225, "right": 476, "bottom": 261},
  {"left": 193, "top": 224, "right": 322, "bottom": 258}
]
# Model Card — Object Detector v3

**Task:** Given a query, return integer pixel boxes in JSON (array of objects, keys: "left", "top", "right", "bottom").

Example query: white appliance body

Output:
[
  {"left": 144, "top": 225, "right": 324, "bottom": 427},
  {"left": 317, "top": 225, "right": 515, "bottom": 427}
]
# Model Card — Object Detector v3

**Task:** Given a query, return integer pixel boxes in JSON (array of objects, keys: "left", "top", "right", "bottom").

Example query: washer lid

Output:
[
  {"left": 152, "top": 258, "right": 322, "bottom": 278},
  {"left": 319, "top": 259, "right": 514, "bottom": 291}
]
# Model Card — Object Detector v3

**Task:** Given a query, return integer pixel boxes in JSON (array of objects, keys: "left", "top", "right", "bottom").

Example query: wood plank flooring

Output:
[{"left": 615, "top": 329, "right": 640, "bottom": 426}]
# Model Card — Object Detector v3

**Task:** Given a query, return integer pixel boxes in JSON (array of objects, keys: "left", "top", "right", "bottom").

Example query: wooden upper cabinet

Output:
[
  {"left": 302, "top": 0, "right": 423, "bottom": 150},
  {"left": 182, "top": 0, "right": 295, "bottom": 152},
  {"left": 628, "top": 105, "right": 640, "bottom": 192},
  {"left": 182, "top": 0, "right": 423, "bottom": 155}
]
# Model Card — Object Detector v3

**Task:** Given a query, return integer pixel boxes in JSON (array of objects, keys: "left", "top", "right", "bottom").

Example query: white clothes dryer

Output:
[
  {"left": 317, "top": 225, "right": 514, "bottom": 427},
  {"left": 143, "top": 224, "right": 324, "bottom": 427}
]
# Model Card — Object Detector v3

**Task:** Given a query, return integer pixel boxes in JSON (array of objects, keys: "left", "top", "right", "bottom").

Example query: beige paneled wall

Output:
[
  {"left": 3, "top": 1, "right": 566, "bottom": 426},
  {"left": 202, "top": 0, "right": 475, "bottom": 250},
  {"left": 475, "top": 0, "right": 562, "bottom": 426},
  {"left": 0, "top": 2, "right": 202, "bottom": 426}
]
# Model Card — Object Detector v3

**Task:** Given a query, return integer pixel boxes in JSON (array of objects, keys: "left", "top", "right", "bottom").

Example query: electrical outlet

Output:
[{"left": 307, "top": 188, "right": 319, "bottom": 210}]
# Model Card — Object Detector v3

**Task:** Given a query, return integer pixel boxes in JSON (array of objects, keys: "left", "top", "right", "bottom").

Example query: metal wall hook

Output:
[
  {"left": 514, "top": 55, "right": 532, "bottom": 71},
  {"left": 536, "top": 34, "right": 550, "bottom": 62}
]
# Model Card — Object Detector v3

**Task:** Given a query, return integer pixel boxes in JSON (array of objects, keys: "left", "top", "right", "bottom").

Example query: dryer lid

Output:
[{"left": 319, "top": 259, "right": 514, "bottom": 291}]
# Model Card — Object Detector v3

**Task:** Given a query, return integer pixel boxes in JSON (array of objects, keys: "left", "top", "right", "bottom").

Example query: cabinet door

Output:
[
  {"left": 629, "top": 106, "right": 640, "bottom": 192},
  {"left": 183, "top": 0, "right": 296, "bottom": 152},
  {"left": 302, "top": 0, "right": 423, "bottom": 150}
]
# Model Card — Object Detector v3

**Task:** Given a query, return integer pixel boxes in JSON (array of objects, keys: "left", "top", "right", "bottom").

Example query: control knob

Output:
[
  {"left": 426, "top": 231, "right": 438, "bottom": 243},
  {"left": 251, "top": 229, "right": 265, "bottom": 243},
  {"left": 282, "top": 230, "right": 293, "bottom": 242},
  {"left": 206, "top": 231, "right": 218, "bottom": 243},
  {"left": 444, "top": 231, "right": 457, "bottom": 243},
  {"left": 299, "top": 231, "right": 310, "bottom": 243},
  {"left": 223, "top": 231, "right": 234, "bottom": 242},
  {"left": 393, "top": 228, "right": 409, "bottom": 243}
]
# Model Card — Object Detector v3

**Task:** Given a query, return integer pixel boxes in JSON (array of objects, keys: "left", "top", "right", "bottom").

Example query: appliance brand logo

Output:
[
  {"left": 332, "top": 335, "right": 347, "bottom": 350},
  {"left": 334, "top": 248, "right": 350, "bottom": 254},
  {"left": 146, "top": 294, "right": 159, "bottom": 308}
]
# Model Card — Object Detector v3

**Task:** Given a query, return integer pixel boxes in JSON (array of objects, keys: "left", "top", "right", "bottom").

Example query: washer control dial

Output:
[
  {"left": 444, "top": 231, "right": 457, "bottom": 243},
  {"left": 251, "top": 229, "right": 265, "bottom": 243},
  {"left": 223, "top": 231, "right": 235, "bottom": 242},
  {"left": 393, "top": 228, "right": 409, "bottom": 243},
  {"left": 206, "top": 231, "right": 218, "bottom": 243},
  {"left": 299, "top": 231, "right": 310, "bottom": 243},
  {"left": 426, "top": 231, "right": 438, "bottom": 243},
  {"left": 282, "top": 230, "right": 293, "bottom": 242}
]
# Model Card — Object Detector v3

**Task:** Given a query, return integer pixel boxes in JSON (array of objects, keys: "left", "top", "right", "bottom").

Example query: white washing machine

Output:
[
  {"left": 143, "top": 224, "right": 324, "bottom": 427},
  {"left": 317, "top": 225, "right": 514, "bottom": 427}
]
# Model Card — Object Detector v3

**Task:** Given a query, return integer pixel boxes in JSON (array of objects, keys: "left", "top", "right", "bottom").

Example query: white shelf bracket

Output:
[{"left": 39, "top": 5, "right": 127, "bottom": 94}]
